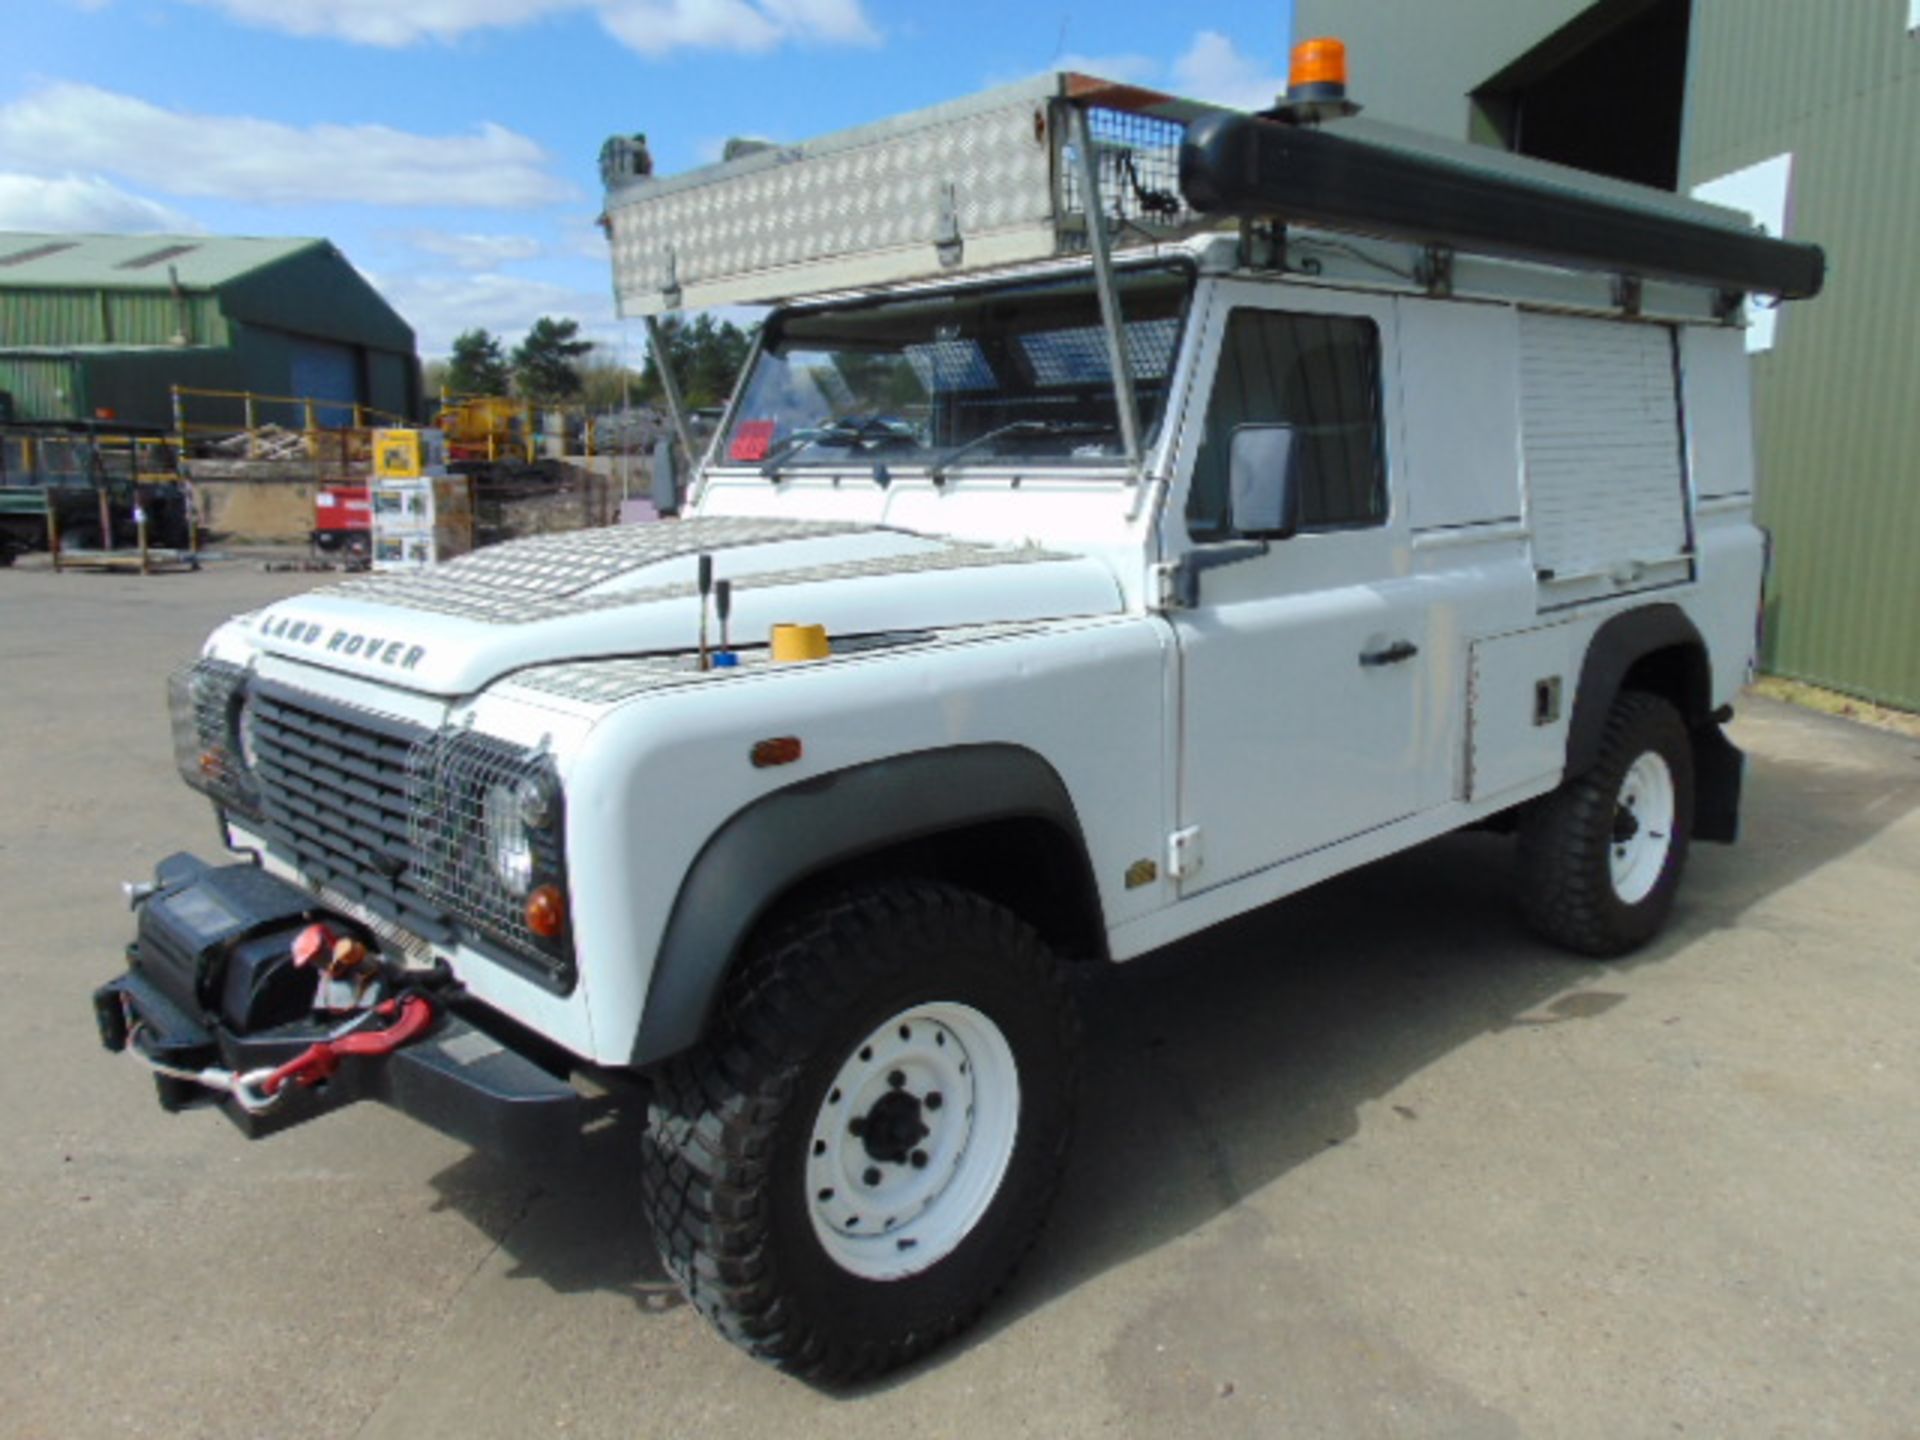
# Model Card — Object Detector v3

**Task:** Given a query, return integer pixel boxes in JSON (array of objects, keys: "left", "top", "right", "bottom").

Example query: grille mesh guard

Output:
[
  {"left": 170, "top": 658, "right": 258, "bottom": 815},
  {"left": 408, "top": 728, "right": 571, "bottom": 986}
]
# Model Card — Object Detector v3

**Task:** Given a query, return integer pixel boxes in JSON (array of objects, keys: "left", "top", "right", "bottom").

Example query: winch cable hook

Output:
[
  {"left": 122, "top": 991, "right": 438, "bottom": 1114},
  {"left": 258, "top": 992, "right": 438, "bottom": 1097}
]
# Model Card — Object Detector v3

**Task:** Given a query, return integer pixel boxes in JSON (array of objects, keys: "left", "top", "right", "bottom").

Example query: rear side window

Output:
[{"left": 1187, "top": 310, "right": 1387, "bottom": 539}]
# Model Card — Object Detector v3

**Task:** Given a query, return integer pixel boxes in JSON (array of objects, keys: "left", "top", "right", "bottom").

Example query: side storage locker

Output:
[{"left": 1519, "top": 312, "right": 1692, "bottom": 609}]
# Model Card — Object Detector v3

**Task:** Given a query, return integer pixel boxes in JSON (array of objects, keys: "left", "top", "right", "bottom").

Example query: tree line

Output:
[{"left": 429, "top": 314, "right": 754, "bottom": 411}]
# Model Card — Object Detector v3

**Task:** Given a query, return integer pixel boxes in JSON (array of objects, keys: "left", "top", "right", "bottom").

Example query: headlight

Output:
[
  {"left": 232, "top": 691, "right": 261, "bottom": 773},
  {"left": 412, "top": 733, "right": 572, "bottom": 986},
  {"left": 483, "top": 781, "right": 537, "bottom": 897},
  {"left": 168, "top": 658, "right": 261, "bottom": 816}
]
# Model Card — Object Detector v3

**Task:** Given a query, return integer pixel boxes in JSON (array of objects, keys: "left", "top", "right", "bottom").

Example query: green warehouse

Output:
[
  {"left": 0, "top": 233, "right": 420, "bottom": 433},
  {"left": 1294, "top": 0, "right": 1920, "bottom": 711}
]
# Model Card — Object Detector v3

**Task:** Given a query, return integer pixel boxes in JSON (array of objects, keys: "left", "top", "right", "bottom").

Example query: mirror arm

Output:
[
  {"left": 1066, "top": 102, "right": 1143, "bottom": 478},
  {"left": 1162, "top": 539, "right": 1269, "bottom": 609},
  {"left": 645, "top": 314, "right": 700, "bottom": 477}
]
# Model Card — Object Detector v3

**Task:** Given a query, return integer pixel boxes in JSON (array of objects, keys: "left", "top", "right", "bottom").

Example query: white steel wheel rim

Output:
[
  {"left": 805, "top": 1001, "right": 1020, "bottom": 1281},
  {"left": 1610, "top": 751, "right": 1676, "bottom": 905}
]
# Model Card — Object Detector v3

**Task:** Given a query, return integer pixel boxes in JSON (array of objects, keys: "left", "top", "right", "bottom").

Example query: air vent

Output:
[
  {"left": 118, "top": 243, "right": 200, "bottom": 270},
  {"left": 0, "top": 241, "right": 78, "bottom": 267}
]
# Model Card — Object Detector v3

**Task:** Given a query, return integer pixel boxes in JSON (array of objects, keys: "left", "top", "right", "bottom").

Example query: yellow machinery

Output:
[{"left": 434, "top": 396, "right": 525, "bottom": 462}]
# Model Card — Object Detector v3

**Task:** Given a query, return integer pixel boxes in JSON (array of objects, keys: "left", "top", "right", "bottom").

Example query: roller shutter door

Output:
[
  {"left": 1520, "top": 312, "right": 1689, "bottom": 600},
  {"left": 290, "top": 339, "right": 359, "bottom": 427}
]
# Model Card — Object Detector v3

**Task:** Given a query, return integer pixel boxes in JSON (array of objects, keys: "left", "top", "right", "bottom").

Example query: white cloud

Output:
[
  {"left": 601, "top": 0, "right": 877, "bottom": 55},
  {"left": 0, "top": 84, "right": 574, "bottom": 209},
  {"left": 0, "top": 172, "right": 204, "bottom": 234},
  {"left": 1171, "top": 30, "right": 1287, "bottom": 112},
  {"left": 371, "top": 269, "right": 619, "bottom": 358},
  {"left": 405, "top": 231, "right": 545, "bottom": 268},
  {"left": 188, "top": 0, "right": 573, "bottom": 45},
  {"left": 186, "top": 0, "right": 878, "bottom": 53},
  {"left": 989, "top": 31, "right": 1284, "bottom": 107}
]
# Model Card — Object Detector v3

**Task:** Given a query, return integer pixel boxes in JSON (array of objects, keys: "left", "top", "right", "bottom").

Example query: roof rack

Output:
[{"left": 602, "top": 73, "right": 1823, "bottom": 318}]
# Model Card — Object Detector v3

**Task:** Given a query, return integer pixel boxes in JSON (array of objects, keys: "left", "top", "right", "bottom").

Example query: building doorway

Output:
[{"left": 1470, "top": 0, "right": 1692, "bottom": 190}]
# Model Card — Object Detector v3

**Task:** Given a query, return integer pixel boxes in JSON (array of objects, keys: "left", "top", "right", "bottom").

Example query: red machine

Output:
[{"left": 311, "top": 483, "right": 371, "bottom": 558}]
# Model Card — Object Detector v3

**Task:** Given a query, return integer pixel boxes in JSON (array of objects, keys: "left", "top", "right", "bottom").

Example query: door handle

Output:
[{"left": 1359, "top": 640, "right": 1419, "bottom": 668}]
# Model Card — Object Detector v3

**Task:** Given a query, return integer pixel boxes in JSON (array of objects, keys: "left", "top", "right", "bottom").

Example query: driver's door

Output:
[{"left": 1169, "top": 284, "right": 1427, "bottom": 894}]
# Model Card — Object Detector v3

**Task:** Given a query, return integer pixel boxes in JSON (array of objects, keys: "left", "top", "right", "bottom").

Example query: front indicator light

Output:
[{"left": 525, "top": 884, "right": 567, "bottom": 939}]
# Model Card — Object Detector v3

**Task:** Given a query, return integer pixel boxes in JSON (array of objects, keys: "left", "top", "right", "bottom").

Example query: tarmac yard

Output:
[{"left": 3, "top": 558, "right": 1917, "bottom": 1439}]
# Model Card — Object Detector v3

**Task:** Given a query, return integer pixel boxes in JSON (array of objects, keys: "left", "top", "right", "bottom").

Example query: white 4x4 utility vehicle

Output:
[{"left": 95, "top": 57, "right": 1822, "bottom": 1382}]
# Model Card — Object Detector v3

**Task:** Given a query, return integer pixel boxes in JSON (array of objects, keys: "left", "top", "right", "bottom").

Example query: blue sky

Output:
[{"left": 0, "top": 1, "right": 1296, "bottom": 358}]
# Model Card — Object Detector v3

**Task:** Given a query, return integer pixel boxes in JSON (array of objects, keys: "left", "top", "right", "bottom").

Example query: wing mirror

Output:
[{"left": 1228, "top": 424, "right": 1304, "bottom": 539}]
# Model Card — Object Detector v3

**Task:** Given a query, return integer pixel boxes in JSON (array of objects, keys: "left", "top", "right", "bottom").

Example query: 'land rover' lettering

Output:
[{"left": 260, "top": 614, "right": 426, "bottom": 670}]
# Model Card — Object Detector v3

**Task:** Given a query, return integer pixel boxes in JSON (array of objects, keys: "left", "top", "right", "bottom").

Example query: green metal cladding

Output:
[
  {"left": 1685, "top": 1, "right": 1920, "bottom": 711},
  {"left": 0, "top": 233, "right": 419, "bottom": 432}
]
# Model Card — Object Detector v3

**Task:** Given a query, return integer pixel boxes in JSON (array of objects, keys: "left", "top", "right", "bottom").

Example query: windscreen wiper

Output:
[
  {"left": 757, "top": 416, "right": 913, "bottom": 477},
  {"left": 927, "top": 419, "right": 1115, "bottom": 482},
  {"left": 757, "top": 421, "right": 867, "bottom": 477}
]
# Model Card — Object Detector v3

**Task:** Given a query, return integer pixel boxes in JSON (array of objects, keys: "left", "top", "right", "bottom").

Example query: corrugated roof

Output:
[
  {"left": 0, "top": 343, "right": 224, "bottom": 356},
  {"left": 0, "top": 233, "right": 324, "bottom": 290}
]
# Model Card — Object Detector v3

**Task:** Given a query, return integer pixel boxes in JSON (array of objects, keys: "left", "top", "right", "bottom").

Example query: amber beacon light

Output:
[{"left": 1273, "top": 35, "right": 1362, "bottom": 123}]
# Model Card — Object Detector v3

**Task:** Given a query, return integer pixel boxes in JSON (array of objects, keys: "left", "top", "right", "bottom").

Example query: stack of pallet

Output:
[{"left": 369, "top": 429, "right": 473, "bottom": 571}]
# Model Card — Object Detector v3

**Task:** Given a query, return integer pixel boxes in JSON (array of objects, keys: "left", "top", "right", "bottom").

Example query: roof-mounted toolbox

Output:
[{"left": 601, "top": 73, "right": 1218, "bottom": 317}]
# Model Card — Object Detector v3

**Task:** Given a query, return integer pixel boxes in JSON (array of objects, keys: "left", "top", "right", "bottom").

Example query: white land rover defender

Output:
[{"left": 95, "top": 54, "right": 1823, "bottom": 1382}]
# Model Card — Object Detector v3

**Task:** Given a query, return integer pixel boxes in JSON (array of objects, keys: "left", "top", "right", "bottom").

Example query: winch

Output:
[{"left": 94, "top": 851, "right": 584, "bottom": 1155}]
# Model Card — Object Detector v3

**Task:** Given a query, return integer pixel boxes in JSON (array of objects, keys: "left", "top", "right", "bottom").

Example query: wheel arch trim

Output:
[
  {"left": 631, "top": 744, "right": 1101, "bottom": 1066},
  {"left": 1565, "top": 604, "right": 1742, "bottom": 843},
  {"left": 1566, "top": 604, "right": 1710, "bottom": 776}
]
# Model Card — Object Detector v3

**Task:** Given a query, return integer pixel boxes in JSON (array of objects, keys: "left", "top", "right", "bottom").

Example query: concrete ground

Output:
[{"left": 2, "top": 555, "right": 1917, "bottom": 1439}]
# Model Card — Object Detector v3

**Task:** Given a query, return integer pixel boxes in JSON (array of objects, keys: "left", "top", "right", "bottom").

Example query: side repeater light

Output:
[{"left": 751, "top": 736, "right": 803, "bottom": 768}]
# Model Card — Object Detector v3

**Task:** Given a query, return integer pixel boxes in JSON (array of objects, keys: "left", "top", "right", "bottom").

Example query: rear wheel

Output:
[
  {"left": 1517, "top": 691, "right": 1695, "bottom": 957},
  {"left": 641, "top": 881, "right": 1079, "bottom": 1383}
]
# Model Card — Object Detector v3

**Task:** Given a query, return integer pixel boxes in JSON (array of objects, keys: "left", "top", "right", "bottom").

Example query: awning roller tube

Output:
[{"left": 1178, "top": 112, "right": 1825, "bottom": 301}]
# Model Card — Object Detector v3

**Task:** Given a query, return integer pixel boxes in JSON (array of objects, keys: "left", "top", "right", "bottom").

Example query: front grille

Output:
[
  {"left": 248, "top": 684, "right": 455, "bottom": 946},
  {"left": 245, "top": 681, "right": 574, "bottom": 992}
]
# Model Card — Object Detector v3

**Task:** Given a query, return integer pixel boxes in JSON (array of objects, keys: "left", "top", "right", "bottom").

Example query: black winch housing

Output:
[{"left": 93, "top": 853, "right": 587, "bottom": 1159}]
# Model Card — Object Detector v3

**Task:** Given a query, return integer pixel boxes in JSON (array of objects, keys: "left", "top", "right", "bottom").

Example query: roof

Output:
[
  {"left": 0, "top": 234, "right": 325, "bottom": 290},
  {"left": 0, "top": 343, "right": 223, "bottom": 357}
]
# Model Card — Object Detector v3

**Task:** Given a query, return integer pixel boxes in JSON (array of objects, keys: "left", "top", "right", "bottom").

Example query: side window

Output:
[{"left": 1186, "top": 309, "right": 1387, "bottom": 539}]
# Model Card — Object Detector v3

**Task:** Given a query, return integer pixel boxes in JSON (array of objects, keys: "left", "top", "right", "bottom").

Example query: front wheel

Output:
[
  {"left": 1517, "top": 690, "right": 1695, "bottom": 957},
  {"left": 641, "top": 881, "right": 1079, "bottom": 1383}
]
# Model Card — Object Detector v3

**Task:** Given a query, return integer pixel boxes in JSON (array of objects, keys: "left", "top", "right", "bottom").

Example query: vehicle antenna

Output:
[{"left": 697, "top": 553, "right": 713, "bottom": 671}]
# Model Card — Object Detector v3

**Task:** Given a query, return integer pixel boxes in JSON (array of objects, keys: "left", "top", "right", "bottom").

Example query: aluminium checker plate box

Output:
[{"left": 602, "top": 73, "right": 1217, "bottom": 317}]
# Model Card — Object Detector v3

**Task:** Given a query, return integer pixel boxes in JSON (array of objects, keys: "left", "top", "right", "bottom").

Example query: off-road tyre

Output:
[
  {"left": 1518, "top": 690, "right": 1695, "bottom": 957},
  {"left": 641, "top": 880, "right": 1080, "bottom": 1384}
]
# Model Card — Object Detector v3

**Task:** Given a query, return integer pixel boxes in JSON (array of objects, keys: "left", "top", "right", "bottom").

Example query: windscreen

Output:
[{"left": 722, "top": 264, "right": 1192, "bottom": 472}]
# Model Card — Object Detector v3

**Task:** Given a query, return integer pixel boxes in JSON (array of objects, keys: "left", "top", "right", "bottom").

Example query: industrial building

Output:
[
  {"left": 0, "top": 233, "right": 420, "bottom": 432},
  {"left": 1296, "top": 0, "right": 1920, "bottom": 711}
]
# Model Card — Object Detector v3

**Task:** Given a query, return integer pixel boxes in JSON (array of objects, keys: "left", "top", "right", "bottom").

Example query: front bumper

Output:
[{"left": 94, "top": 853, "right": 589, "bottom": 1162}]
